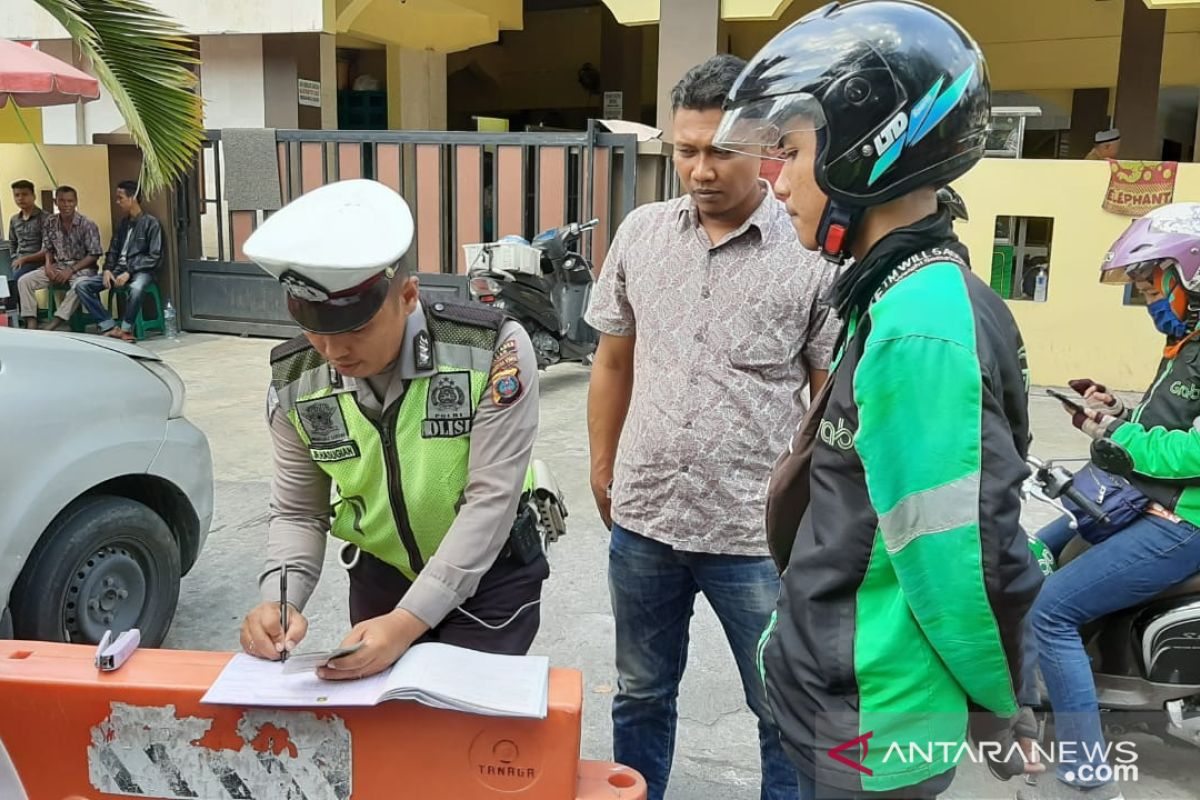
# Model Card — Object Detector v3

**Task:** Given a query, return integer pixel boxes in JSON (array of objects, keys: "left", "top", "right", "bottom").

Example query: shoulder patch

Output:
[{"left": 270, "top": 335, "right": 327, "bottom": 388}]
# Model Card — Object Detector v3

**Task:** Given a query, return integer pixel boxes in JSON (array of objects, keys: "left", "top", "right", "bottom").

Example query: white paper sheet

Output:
[
  {"left": 201, "top": 645, "right": 549, "bottom": 719},
  {"left": 383, "top": 643, "right": 549, "bottom": 718},
  {"left": 201, "top": 653, "right": 388, "bottom": 707}
]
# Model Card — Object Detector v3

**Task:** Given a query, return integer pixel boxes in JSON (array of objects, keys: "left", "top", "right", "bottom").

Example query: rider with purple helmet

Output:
[
  {"left": 1101, "top": 203, "right": 1200, "bottom": 340},
  {"left": 1022, "top": 202, "right": 1200, "bottom": 800}
]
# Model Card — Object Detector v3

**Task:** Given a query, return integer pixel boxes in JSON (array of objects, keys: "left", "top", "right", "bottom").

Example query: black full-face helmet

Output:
[{"left": 715, "top": 0, "right": 990, "bottom": 262}]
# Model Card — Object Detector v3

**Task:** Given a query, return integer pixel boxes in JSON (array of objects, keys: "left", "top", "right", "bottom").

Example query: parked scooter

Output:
[
  {"left": 1023, "top": 455, "right": 1200, "bottom": 748},
  {"left": 467, "top": 219, "right": 600, "bottom": 368}
]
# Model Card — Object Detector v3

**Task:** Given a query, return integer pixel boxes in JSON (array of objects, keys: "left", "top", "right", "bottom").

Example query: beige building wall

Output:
[
  {"left": 0, "top": 144, "right": 113, "bottom": 245},
  {"left": 954, "top": 158, "right": 1200, "bottom": 390},
  {"left": 0, "top": 144, "right": 113, "bottom": 309}
]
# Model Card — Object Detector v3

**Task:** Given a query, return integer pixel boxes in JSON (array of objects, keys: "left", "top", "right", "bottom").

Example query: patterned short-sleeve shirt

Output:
[
  {"left": 8, "top": 208, "right": 46, "bottom": 258},
  {"left": 585, "top": 185, "right": 841, "bottom": 556},
  {"left": 42, "top": 211, "right": 103, "bottom": 265}
]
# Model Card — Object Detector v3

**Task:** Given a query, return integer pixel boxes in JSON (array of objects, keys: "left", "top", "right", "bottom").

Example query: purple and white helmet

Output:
[{"left": 1101, "top": 203, "right": 1200, "bottom": 291}]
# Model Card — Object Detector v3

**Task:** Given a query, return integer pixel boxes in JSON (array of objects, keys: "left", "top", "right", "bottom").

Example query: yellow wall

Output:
[
  {"left": 0, "top": 105, "right": 43, "bottom": 144},
  {"left": 953, "top": 159, "right": 1200, "bottom": 390},
  {"left": 0, "top": 144, "right": 113, "bottom": 247}
]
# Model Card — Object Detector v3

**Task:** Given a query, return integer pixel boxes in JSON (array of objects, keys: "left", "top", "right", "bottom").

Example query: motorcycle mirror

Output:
[{"left": 1091, "top": 438, "right": 1135, "bottom": 478}]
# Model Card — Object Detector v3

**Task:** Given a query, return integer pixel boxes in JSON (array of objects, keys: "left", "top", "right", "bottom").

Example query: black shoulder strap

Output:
[{"left": 423, "top": 296, "right": 506, "bottom": 331}]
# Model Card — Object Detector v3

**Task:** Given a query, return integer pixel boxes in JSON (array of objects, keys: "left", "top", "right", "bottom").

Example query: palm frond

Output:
[{"left": 31, "top": 0, "right": 204, "bottom": 195}]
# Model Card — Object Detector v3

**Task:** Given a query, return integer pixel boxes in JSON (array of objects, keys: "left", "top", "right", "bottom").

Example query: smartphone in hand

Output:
[{"left": 1046, "top": 388, "right": 1085, "bottom": 414}]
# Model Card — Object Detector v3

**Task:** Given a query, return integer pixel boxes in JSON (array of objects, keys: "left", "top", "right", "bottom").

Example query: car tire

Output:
[{"left": 10, "top": 494, "right": 181, "bottom": 647}]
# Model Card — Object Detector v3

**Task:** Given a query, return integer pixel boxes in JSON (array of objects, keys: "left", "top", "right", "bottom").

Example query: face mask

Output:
[{"left": 1147, "top": 297, "right": 1190, "bottom": 339}]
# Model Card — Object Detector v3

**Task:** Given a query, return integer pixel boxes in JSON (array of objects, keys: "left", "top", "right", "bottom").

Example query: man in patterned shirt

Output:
[
  {"left": 18, "top": 185, "right": 102, "bottom": 330},
  {"left": 585, "top": 54, "right": 839, "bottom": 800}
]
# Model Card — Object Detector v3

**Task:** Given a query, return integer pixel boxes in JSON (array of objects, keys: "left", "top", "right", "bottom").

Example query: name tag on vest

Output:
[
  {"left": 422, "top": 418, "right": 473, "bottom": 438},
  {"left": 310, "top": 442, "right": 361, "bottom": 462}
]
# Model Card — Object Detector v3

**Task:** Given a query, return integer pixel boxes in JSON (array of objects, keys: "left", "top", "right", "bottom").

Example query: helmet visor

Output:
[{"left": 715, "top": 93, "right": 827, "bottom": 161}]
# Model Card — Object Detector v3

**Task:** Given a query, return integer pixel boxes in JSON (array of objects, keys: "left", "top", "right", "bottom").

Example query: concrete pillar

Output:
[
  {"left": 1113, "top": 0, "right": 1166, "bottom": 160},
  {"left": 262, "top": 35, "right": 300, "bottom": 129},
  {"left": 1067, "top": 88, "right": 1110, "bottom": 159},
  {"left": 261, "top": 33, "right": 336, "bottom": 130},
  {"left": 601, "top": 5, "right": 644, "bottom": 122},
  {"left": 656, "top": 0, "right": 719, "bottom": 139},
  {"left": 319, "top": 34, "right": 338, "bottom": 130},
  {"left": 385, "top": 46, "right": 448, "bottom": 131}
]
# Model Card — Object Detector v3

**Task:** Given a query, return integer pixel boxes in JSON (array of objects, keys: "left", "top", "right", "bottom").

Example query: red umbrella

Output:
[
  {"left": 0, "top": 38, "right": 100, "bottom": 107},
  {"left": 0, "top": 38, "right": 101, "bottom": 188}
]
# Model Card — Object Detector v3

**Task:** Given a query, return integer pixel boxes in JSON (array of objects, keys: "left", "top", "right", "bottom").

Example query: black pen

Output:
[{"left": 279, "top": 562, "right": 289, "bottom": 663}]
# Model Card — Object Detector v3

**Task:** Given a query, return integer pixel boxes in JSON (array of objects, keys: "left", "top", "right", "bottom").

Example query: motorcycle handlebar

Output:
[
  {"left": 568, "top": 219, "right": 600, "bottom": 236},
  {"left": 1062, "top": 482, "right": 1111, "bottom": 524}
]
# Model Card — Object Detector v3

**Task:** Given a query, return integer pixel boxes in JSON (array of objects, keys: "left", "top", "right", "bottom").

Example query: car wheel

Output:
[{"left": 10, "top": 494, "right": 181, "bottom": 647}]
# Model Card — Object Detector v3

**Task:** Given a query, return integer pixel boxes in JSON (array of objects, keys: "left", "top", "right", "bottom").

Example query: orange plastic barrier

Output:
[{"left": 0, "top": 641, "right": 646, "bottom": 800}]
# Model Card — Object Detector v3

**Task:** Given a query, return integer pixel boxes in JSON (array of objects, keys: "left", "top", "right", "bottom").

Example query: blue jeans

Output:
[
  {"left": 1017, "top": 518, "right": 1083, "bottom": 707},
  {"left": 1037, "top": 516, "right": 1081, "bottom": 560},
  {"left": 75, "top": 271, "right": 153, "bottom": 332},
  {"left": 608, "top": 524, "right": 797, "bottom": 800},
  {"left": 1031, "top": 512, "right": 1200, "bottom": 787}
]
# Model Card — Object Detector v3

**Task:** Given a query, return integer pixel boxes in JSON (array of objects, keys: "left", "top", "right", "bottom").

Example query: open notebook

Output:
[{"left": 201, "top": 642, "right": 550, "bottom": 719}]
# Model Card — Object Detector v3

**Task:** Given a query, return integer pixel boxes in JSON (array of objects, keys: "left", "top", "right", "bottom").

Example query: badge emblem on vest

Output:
[
  {"left": 298, "top": 396, "right": 351, "bottom": 444},
  {"left": 298, "top": 396, "right": 360, "bottom": 461},
  {"left": 424, "top": 371, "right": 473, "bottom": 438}
]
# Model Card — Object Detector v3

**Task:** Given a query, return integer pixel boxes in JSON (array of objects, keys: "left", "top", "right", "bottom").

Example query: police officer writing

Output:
[{"left": 239, "top": 180, "right": 548, "bottom": 679}]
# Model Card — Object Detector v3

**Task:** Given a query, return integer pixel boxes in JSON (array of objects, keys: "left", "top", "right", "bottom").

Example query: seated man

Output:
[
  {"left": 18, "top": 185, "right": 102, "bottom": 331},
  {"left": 6, "top": 179, "right": 46, "bottom": 312},
  {"left": 75, "top": 180, "right": 162, "bottom": 341}
]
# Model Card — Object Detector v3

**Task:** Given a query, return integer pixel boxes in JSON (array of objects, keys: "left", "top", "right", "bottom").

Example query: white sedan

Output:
[{"left": 0, "top": 329, "right": 213, "bottom": 646}]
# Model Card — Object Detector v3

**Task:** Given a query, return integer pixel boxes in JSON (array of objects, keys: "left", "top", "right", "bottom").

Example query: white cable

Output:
[{"left": 453, "top": 600, "right": 542, "bottom": 631}]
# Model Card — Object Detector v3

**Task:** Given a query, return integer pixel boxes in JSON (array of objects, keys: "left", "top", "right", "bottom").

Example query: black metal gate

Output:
[{"left": 174, "top": 126, "right": 641, "bottom": 338}]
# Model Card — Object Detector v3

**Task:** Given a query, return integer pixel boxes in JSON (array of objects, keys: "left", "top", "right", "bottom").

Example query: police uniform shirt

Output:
[{"left": 259, "top": 302, "right": 540, "bottom": 629}]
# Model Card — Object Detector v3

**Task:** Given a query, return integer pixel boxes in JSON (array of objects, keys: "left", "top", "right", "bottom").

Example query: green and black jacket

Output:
[
  {"left": 1103, "top": 334, "right": 1200, "bottom": 526},
  {"left": 764, "top": 212, "right": 1044, "bottom": 794}
]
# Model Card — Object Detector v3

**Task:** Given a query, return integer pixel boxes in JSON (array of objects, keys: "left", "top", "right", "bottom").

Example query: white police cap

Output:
[{"left": 244, "top": 179, "right": 415, "bottom": 333}]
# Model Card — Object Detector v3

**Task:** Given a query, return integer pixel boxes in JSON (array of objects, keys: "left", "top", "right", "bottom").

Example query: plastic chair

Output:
[
  {"left": 44, "top": 284, "right": 104, "bottom": 333},
  {"left": 107, "top": 281, "right": 164, "bottom": 340}
]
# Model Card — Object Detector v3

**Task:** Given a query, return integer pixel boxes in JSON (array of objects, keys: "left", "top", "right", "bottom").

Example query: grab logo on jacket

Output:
[
  {"left": 819, "top": 417, "right": 856, "bottom": 451},
  {"left": 1170, "top": 380, "right": 1200, "bottom": 401}
]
